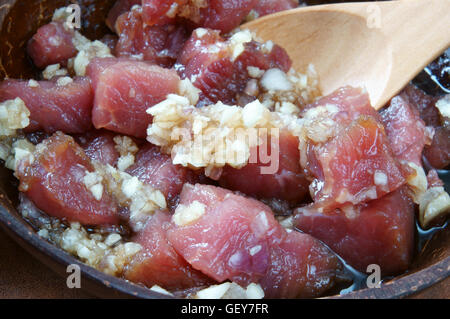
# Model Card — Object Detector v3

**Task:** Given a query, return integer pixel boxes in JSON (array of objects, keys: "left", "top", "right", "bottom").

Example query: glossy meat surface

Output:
[
  {"left": 106, "top": 0, "right": 141, "bottom": 31},
  {"left": 380, "top": 94, "right": 429, "bottom": 166},
  {"left": 126, "top": 144, "right": 201, "bottom": 209},
  {"left": 424, "top": 126, "right": 450, "bottom": 169},
  {"left": 27, "top": 21, "right": 77, "bottom": 68},
  {"left": 91, "top": 60, "right": 180, "bottom": 138},
  {"left": 302, "top": 87, "right": 404, "bottom": 211},
  {"left": 125, "top": 211, "right": 213, "bottom": 290},
  {"left": 168, "top": 184, "right": 342, "bottom": 297},
  {"left": 308, "top": 116, "right": 405, "bottom": 211},
  {"left": 260, "top": 229, "right": 343, "bottom": 298},
  {"left": 197, "top": 0, "right": 258, "bottom": 33},
  {"left": 75, "top": 130, "right": 120, "bottom": 166},
  {"left": 253, "top": 0, "right": 299, "bottom": 17},
  {"left": 177, "top": 28, "right": 291, "bottom": 106},
  {"left": 168, "top": 184, "right": 283, "bottom": 285},
  {"left": 294, "top": 187, "right": 415, "bottom": 275},
  {"left": 401, "top": 85, "right": 449, "bottom": 169},
  {"left": 219, "top": 131, "right": 309, "bottom": 204},
  {"left": 16, "top": 132, "right": 120, "bottom": 226},
  {"left": 0, "top": 77, "right": 93, "bottom": 134},
  {"left": 115, "top": 7, "right": 189, "bottom": 67}
]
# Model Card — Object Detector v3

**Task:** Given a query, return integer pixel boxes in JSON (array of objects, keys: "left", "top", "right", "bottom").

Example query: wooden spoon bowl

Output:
[
  {"left": 243, "top": 0, "right": 450, "bottom": 109},
  {"left": 0, "top": 0, "right": 448, "bottom": 299}
]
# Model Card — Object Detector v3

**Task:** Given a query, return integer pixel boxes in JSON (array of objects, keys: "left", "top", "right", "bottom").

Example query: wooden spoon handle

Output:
[{"left": 347, "top": 0, "right": 450, "bottom": 106}]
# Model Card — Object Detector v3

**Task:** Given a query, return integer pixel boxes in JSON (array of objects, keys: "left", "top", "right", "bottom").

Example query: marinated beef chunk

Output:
[
  {"left": 195, "top": 0, "right": 258, "bottom": 33},
  {"left": 308, "top": 116, "right": 405, "bottom": 212},
  {"left": 167, "top": 184, "right": 343, "bottom": 298},
  {"left": 86, "top": 57, "right": 123, "bottom": 91},
  {"left": 380, "top": 94, "right": 430, "bottom": 166},
  {"left": 110, "top": 0, "right": 298, "bottom": 36},
  {"left": 300, "top": 87, "right": 405, "bottom": 212},
  {"left": 0, "top": 77, "right": 93, "bottom": 134},
  {"left": 424, "top": 126, "right": 450, "bottom": 169},
  {"left": 177, "top": 28, "right": 291, "bottom": 106},
  {"left": 402, "top": 84, "right": 441, "bottom": 127},
  {"left": 139, "top": 0, "right": 257, "bottom": 33},
  {"left": 219, "top": 130, "right": 309, "bottom": 204},
  {"left": 294, "top": 187, "right": 415, "bottom": 276},
  {"left": 125, "top": 211, "right": 214, "bottom": 290},
  {"left": 15, "top": 132, "right": 120, "bottom": 226},
  {"left": 427, "top": 169, "right": 444, "bottom": 188},
  {"left": 260, "top": 229, "right": 343, "bottom": 298},
  {"left": 126, "top": 144, "right": 202, "bottom": 209},
  {"left": 27, "top": 21, "right": 77, "bottom": 68},
  {"left": 253, "top": 0, "right": 299, "bottom": 17},
  {"left": 400, "top": 85, "right": 450, "bottom": 169},
  {"left": 115, "top": 7, "right": 189, "bottom": 67},
  {"left": 75, "top": 130, "right": 120, "bottom": 166},
  {"left": 106, "top": 0, "right": 141, "bottom": 31},
  {"left": 168, "top": 184, "right": 284, "bottom": 285},
  {"left": 91, "top": 60, "right": 180, "bottom": 138},
  {"left": 302, "top": 86, "right": 379, "bottom": 120},
  {"left": 141, "top": 0, "right": 183, "bottom": 26}
]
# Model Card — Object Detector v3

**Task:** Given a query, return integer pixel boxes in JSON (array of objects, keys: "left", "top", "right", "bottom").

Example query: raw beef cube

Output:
[
  {"left": 219, "top": 130, "right": 309, "bottom": 204},
  {"left": 391, "top": 85, "right": 449, "bottom": 169},
  {"left": 294, "top": 187, "right": 415, "bottom": 275},
  {"left": 253, "top": 0, "right": 299, "bottom": 17},
  {"left": 168, "top": 184, "right": 343, "bottom": 297},
  {"left": 75, "top": 130, "right": 120, "bottom": 166},
  {"left": 380, "top": 94, "right": 430, "bottom": 166},
  {"left": 197, "top": 0, "right": 258, "bottom": 33},
  {"left": 168, "top": 184, "right": 283, "bottom": 285},
  {"left": 139, "top": 0, "right": 258, "bottom": 33},
  {"left": 27, "top": 21, "right": 77, "bottom": 68},
  {"left": 301, "top": 88, "right": 405, "bottom": 211},
  {"left": 106, "top": 0, "right": 141, "bottom": 31},
  {"left": 86, "top": 57, "right": 122, "bottom": 91},
  {"left": 424, "top": 126, "right": 450, "bottom": 169},
  {"left": 126, "top": 144, "right": 201, "bottom": 209},
  {"left": 303, "top": 86, "right": 380, "bottom": 122},
  {"left": 260, "top": 229, "right": 342, "bottom": 298},
  {"left": 177, "top": 28, "right": 291, "bottom": 106},
  {"left": 15, "top": 132, "right": 120, "bottom": 226},
  {"left": 141, "top": 0, "right": 183, "bottom": 26},
  {"left": 0, "top": 77, "right": 93, "bottom": 134},
  {"left": 402, "top": 84, "right": 441, "bottom": 127},
  {"left": 125, "top": 211, "right": 214, "bottom": 290},
  {"left": 91, "top": 60, "right": 180, "bottom": 138},
  {"left": 115, "top": 6, "right": 189, "bottom": 67},
  {"left": 308, "top": 116, "right": 405, "bottom": 212}
]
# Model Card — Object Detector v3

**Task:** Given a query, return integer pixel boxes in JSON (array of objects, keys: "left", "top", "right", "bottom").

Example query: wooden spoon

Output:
[{"left": 242, "top": 0, "right": 450, "bottom": 109}]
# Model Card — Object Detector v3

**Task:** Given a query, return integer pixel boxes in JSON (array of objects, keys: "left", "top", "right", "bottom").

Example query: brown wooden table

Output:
[
  {"left": 0, "top": 228, "right": 447, "bottom": 299},
  {"left": 0, "top": 229, "right": 91, "bottom": 298}
]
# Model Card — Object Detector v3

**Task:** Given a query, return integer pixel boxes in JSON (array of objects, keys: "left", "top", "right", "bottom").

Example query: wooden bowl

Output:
[{"left": 0, "top": 0, "right": 448, "bottom": 299}]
